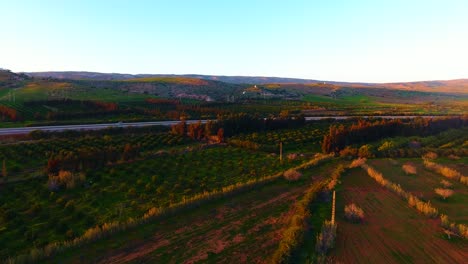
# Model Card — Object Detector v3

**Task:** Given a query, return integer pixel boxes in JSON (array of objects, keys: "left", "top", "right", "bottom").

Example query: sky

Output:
[{"left": 1, "top": 0, "right": 467, "bottom": 83}]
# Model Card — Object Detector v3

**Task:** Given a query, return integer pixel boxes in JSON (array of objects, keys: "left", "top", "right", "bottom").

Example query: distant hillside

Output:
[
  {"left": 71, "top": 77, "right": 245, "bottom": 101},
  {"left": 26, "top": 71, "right": 468, "bottom": 94},
  {"left": 25, "top": 71, "right": 323, "bottom": 84},
  {"left": 0, "top": 69, "right": 30, "bottom": 88}
]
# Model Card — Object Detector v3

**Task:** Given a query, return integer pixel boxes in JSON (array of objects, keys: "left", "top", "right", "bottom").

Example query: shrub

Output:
[
  {"left": 423, "top": 152, "right": 438, "bottom": 159},
  {"left": 349, "top": 158, "right": 366, "bottom": 168},
  {"left": 358, "top": 145, "right": 373, "bottom": 158},
  {"left": 440, "top": 214, "right": 468, "bottom": 239},
  {"left": 48, "top": 170, "right": 86, "bottom": 191},
  {"left": 408, "top": 195, "right": 438, "bottom": 218},
  {"left": 287, "top": 153, "right": 298, "bottom": 161},
  {"left": 344, "top": 203, "right": 364, "bottom": 222},
  {"left": 378, "top": 141, "right": 394, "bottom": 151},
  {"left": 283, "top": 169, "right": 302, "bottom": 181},
  {"left": 434, "top": 188, "right": 454, "bottom": 200},
  {"left": 339, "top": 146, "right": 358, "bottom": 158},
  {"left": 440, "top": 180, "right": 453, "bottom": 188},
  {"left": 402, "top": 163, "right": 417, "bottom": 175}
]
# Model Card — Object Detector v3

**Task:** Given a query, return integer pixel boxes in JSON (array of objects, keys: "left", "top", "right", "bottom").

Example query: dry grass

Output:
[{"left": 440, "top": 180, "right": 453, "bottom": 188}]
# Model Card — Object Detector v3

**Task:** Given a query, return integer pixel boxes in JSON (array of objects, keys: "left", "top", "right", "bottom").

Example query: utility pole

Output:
[
  {"left": 279, "top": 141, "right": 283, "bottom": 164},
  {"left": 331, "top": 190, "right": 336, "bottom": 225}
]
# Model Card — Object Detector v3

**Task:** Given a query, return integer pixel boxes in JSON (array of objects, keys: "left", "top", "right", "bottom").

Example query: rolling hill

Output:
[{"left": 26, "top": 71, "right": 468, "bottom": 94}]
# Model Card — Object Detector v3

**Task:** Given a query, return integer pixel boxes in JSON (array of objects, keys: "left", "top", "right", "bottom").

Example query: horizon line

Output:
[{"left": 14, "top": 69, "right": 468, "bottom": 85}]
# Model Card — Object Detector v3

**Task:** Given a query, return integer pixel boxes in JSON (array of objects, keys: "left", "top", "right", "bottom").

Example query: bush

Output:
[
  {"left": 440, "top": 214, "right": 468, "bottom": 239},
  {"left": 349, "top": 158, "right": 366, "bottom": 168},
  {"left": 48, "top": 170, "right": 86, "bottom": 191},
  {"left": 283, "top": 169, "right": 302, "bottom": 181},
  {"left": 423, "top": 152, "right": 438, "bottom": 159},
  {"left": 440, "top": 180, "right": 453, "bottom": 188},
  {"left": 407, "top": 195, "right": 438, "bottom": 218},
  {"left": 358, "top": 145, "right": 374, "bottom": 158},
  {"left": 448, "top": 154, "right": 460, "bottom": 160},
  {"left": 434, "top": 188, "right": 454, "bottom": 200},
  {"left": 402, "top": 163, "right": 417, "bottom": 175},
  {"left": 344, "top": 203, "right": 364, "bottom": 222},
  {"left": 339, "top": 146, "right": 358, "bottom": 158}
]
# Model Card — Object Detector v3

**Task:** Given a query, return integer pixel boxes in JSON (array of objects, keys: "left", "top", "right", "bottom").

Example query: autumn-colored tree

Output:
[
  {"left": 47, "top": 158, "right": 60, "bottom": 175},
  {"left": 171, "top": 121, "right": 187, "bottom": 136},
  {"left": 122, "top": 143, "right": 138, "bottom": 161},
  {"left": 217, "top": 128, "right": 224, "bottom": 143}
]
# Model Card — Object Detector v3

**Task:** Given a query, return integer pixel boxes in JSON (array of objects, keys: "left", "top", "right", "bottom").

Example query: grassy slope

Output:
[{"left": 331, "top": 168, "right": 467, "bottom": 263}]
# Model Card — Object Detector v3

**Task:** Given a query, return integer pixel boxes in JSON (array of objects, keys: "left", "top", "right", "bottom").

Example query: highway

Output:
[
  {"left": 0, "top": 115, "right": 443, "bottom": 136},
  {"left": 0, "top": 120, "right": 209, "bottom": 135}
]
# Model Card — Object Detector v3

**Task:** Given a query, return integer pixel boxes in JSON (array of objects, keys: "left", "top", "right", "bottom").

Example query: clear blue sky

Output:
[{"left": 1, "top": 0, "right": 467, "bottom": 82}]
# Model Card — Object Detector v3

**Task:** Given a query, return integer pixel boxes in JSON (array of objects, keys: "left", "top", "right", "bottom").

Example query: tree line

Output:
[
  {"left": 0, "top": 105, "right": 20, "bottom": 121},
  {"left": 170, "top": 113, "right": 306, "bottom": 141},
  {"left": 322, "top": 117, "right": 467, "bottom": 153}
]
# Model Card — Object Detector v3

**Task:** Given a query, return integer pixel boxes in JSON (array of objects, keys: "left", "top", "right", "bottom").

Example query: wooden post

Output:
[
  {"left": 331, "top": 190, "right": 336, "bottom": 225},
  {"left": 279, "top": 141, "right": 283, "bottom": 164}
]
